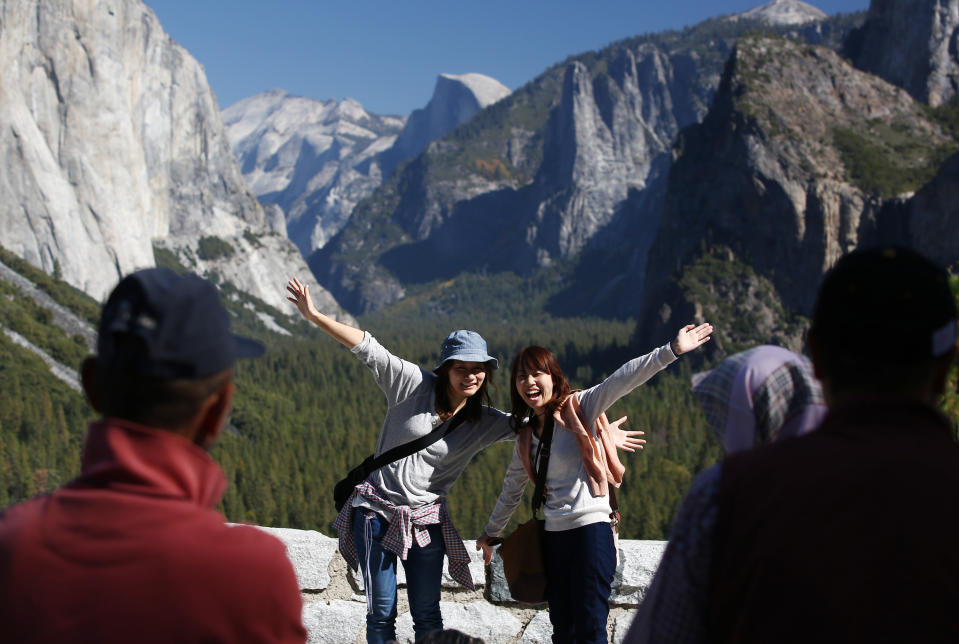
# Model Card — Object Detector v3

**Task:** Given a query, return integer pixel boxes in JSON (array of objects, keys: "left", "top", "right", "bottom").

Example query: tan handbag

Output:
[
  {"left": 498, "top": 517, "right": 546, "bottom": 603},
  {"left": 497, "top": 419, "right": 553, "bottom": 604}
]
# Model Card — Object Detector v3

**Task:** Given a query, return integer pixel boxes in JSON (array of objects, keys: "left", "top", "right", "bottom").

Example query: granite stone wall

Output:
[{"left": 255, "top": 526, "right": 665, "bottom": 644}]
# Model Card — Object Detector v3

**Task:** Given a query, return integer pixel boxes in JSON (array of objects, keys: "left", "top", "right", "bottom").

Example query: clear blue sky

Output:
[{"left": 145, "top": 0, "right": 869, "bottom": 116}]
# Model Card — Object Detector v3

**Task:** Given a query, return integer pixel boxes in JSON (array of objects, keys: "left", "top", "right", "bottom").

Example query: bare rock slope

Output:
[
  {"left": 847, "top": 0, "right": 959, "bottom": 107},
  {"left": 223, "top": 91, "right": 405, "bottom": 256},
  {"left": 0, "top": 0, "right": 349, "bottom": 319}
]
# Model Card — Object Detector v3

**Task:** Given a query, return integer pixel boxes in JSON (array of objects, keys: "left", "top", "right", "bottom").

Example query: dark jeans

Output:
[
  {"left": 352, "top": 509, "right": 446, "bottom": 644},
  {"left": 544, "top": 522, "right": 617, "bottom": 644}
]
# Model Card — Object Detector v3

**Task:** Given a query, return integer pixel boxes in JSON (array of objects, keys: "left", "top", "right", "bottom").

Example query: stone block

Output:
[
  {"left": 613, "top": 610, "right": 638, "bottom": 643},
  {"left": 301, "top": 598, "right": 366, "bottom": 644},
  {"left": 395, "top": 601, "right": 523, "bottom": 643},
  {"left": 610, "top": 540, "right": 666, "bottom": 605},
  {"left": 254, "top": 525, "right": 338, "bottom": 591},
  {"left": 519, "top": 611, "right": 553, "bottom": 642}
]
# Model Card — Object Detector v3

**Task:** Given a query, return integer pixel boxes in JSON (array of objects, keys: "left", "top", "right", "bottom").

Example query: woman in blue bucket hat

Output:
[{"left": 287, "top": 277, "right": 640, "bottom": 643}]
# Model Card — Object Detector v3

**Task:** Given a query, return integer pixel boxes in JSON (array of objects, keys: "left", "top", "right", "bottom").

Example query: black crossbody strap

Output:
[
  {"left": 530, "top": 417, "right": 554, "bottom": 513},
  {"left": 364, "top": 410, "right": 468, "bottom": 473}
]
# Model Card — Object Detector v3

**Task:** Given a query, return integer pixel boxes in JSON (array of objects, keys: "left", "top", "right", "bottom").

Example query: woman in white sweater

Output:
[{"left": 477, "top": 323, "right": 713, "bottom": 644}]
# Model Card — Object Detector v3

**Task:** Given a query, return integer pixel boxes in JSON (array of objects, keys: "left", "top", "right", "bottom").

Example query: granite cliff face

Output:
[
  {"left": 870, "top": 152, "right": 959, "bottom": 270},
  {"left": 0, "top": 0, "right": 349, "bottom": 319},
  {"left": 223, "top": 91, "right": 405, "bottom": 256},
  {"left": 636, "top": 34, "right": 955, "bottom": 351},
  {"left": 847, "top": 0, "right": 959, "bottom": 107},
  {"left": 313, "top": 23, "right": 745, "bottom": 314}
]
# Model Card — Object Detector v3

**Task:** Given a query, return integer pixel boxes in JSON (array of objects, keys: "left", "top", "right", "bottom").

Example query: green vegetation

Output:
[
  {"left": 0, "top": 280, "right": 90, "bottom": 368},
  {"left": 153, "top": 244, "right": 192, "bottom": 274},
  {"left": 676, "top": 248, "right": 805, "bottom": 354},
  {"left": 0, "top": 246, "right": 101, "bottom": 326},
  {"left": 0, "top": 250, "right": 98, "bottom": 507},
  {"left": 197, "top": 236, "right": 236, "bottom": 261},
  {"left": 243, "top": 229, "right": 265, "bottom": 249},
  {"left": 833, "top": 123, "right": 958, "bottom": 198},
  {"left": 0, "top": 332, "right": 91, "bottom": 508},
  {"left": 0, "top": 255, "right": 714, "bottom": 540},
  {"left": 1, "top": 234, "right": 957, "bottom": 543}
]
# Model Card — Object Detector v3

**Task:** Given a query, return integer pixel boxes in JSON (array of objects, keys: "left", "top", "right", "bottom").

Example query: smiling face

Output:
[
  {"left": 509, "top": 346, "right": 569, "bottom": 423},
  {"left": 446, "top": 360, "right": 487, "bottom": 401},
  {"left": 515, "top": 366, "right": 554, "bottom": 412}
]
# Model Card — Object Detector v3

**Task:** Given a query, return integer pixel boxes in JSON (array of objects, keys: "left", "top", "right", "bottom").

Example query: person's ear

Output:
[
  {"left": 80, "top": 357, "right": 103, "bottom": 413},
  {"left": 194, "top": 380, "right": 235, "bottom": 449}
]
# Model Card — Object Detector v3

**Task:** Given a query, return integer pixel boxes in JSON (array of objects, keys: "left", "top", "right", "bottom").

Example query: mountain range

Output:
[
  {"left": 2, "top": 0, "right": 959, "bottom": 359},
  {"left": 223, "top": 73, "right": 510, "bottom": 260},
  {"left": 308, "top": 2, "right": 864, "bottom": 319},
  {"left": 223, "top": 91, "right": 405, "bottom": 257}
]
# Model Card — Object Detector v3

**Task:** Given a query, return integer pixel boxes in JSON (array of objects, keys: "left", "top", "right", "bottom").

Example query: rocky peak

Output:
[
  {"left": 377, "top": 73, "right": 511, "bottom": 178},
  {"left": 846, "top": 0, "right": 959, "bottom": 107},
  {"left": 533, "top": 54, "right": 670, "bottom": 260},
  {"left": 728, "top": 0, "right": 828, "bottom": 26},
  {"left": 223, "top": 90, "right": 404, "bottom": 255}
]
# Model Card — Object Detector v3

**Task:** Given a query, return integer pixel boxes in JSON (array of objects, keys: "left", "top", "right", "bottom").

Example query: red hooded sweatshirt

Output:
[{"left": 0, "top": 419, "right": 307, "bottom": 643}]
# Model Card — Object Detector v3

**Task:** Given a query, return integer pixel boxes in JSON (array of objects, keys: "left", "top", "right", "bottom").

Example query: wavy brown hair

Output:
[{"left": 509, "top": 346, "right": 571, "bottom": 431}]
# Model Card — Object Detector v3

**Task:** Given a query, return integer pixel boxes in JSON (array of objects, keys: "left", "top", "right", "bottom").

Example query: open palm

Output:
[{"left": 674, "top": 322, "right": 713, "bottom": 355}]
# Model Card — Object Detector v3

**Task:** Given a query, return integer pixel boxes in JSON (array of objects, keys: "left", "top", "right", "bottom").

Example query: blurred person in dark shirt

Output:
[{"left": 627, "top": 247, "right": 959, "bottom": 644}]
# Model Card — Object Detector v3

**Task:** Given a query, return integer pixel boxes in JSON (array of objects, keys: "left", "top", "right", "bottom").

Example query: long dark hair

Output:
[
  {"left": 509, "top": 346, "right": 571, "bottom": 431},
  {"left": 434, "top": 361, "right": 494, "bottom": 423}
]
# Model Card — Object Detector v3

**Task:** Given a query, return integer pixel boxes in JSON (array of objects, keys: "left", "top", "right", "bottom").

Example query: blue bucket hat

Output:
[
  {"left": 433, "top": 330, "right": 498, "bottom": 373},
  {"left": 97, "top": 268, "right": 264, "bottom": 379}
]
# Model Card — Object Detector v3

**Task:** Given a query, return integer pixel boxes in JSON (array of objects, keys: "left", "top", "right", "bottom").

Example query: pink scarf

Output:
[{"left": 517, "top": 393, "right": 625, "bottom": 497}]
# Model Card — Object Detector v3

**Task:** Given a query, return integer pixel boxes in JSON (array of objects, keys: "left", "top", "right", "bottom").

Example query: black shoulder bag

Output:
[
  {"left": 496, "top": 417, "right": 554, "bottom": 604},
  {"left": 333, "top": 411, "right": 468, "bottom": 512}
]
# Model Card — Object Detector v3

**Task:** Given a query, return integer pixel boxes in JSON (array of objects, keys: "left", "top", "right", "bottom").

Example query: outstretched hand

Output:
[
  {"left": 286, "top": 277, "right": 319, "bottom": 322},
  {"left": 672, "top": 322, "right": 713, "bottom": 355},
  {"left": 608, "top": 415, "right": 646, "bottom": 452}
]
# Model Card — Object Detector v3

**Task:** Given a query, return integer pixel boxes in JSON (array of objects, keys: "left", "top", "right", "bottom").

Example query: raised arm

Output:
[
  {"left": 286, "top": 277, "right": 364, "bottom": 348},
  {"left": 476, "top": 443, "right": 530, "bottom": 565},
  {"left": 578, "top": 322, "right": 713, "bottom": 424}
]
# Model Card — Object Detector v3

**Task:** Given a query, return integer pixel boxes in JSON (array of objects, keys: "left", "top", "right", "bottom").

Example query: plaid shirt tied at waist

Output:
[{"left": 333, "top": 480, "right": 475, "bottom": 591}]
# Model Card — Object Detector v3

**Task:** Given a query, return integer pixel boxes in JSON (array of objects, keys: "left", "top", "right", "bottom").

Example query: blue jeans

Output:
[
  {"left": 543, "top": 522, "right": 617, "bottom": 644},
  {"left": 353, "top": 509, "right": 446, "bottom": 644}
]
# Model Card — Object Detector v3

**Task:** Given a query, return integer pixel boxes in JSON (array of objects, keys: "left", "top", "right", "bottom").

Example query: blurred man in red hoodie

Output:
[{"left": 0, "top": 268, "right": 307, "bottom": 643}]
